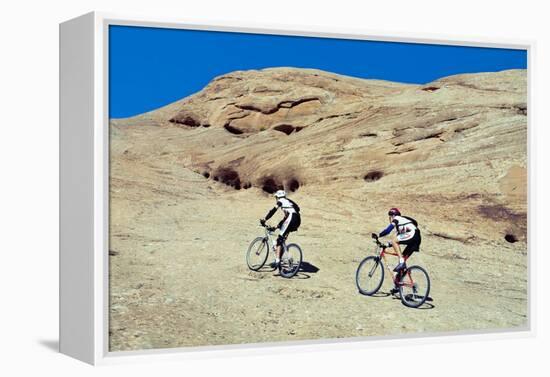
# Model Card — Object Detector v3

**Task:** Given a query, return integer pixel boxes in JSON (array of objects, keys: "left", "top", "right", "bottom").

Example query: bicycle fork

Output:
[{"left": 368, "top": 257, "right": 381, "bottom": 278}]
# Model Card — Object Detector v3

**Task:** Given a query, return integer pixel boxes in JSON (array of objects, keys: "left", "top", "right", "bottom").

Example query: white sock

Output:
[
  {"left": 276, "top": 258, "right": 280, "bottom": 263},
  {"left": 399, "top": 257, "right": 404, "bottom": 264}
]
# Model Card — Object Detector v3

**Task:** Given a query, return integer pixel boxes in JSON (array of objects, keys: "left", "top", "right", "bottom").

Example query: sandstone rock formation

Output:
[
  {"left": 112, "top": 67, "right": 527, "bottom": 242},
  {"left": 109, "top": 68, "right": 527, "bottom": 351}
]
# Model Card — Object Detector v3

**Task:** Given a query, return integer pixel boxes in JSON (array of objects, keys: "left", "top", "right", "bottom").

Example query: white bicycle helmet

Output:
[{"left": 274, "top": 190, "right": 286, "bottom": 198}]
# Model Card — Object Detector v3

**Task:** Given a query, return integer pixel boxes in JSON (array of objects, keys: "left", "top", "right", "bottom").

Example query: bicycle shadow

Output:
[
  {"left": 300, "top": 261, "right": 319, "bottom": 273},
  {"left": 259, "top": 261, "right": 320, "bottom": 279},
  {"left": 293, "top": 261, "right": 320, "bottom": 279},
  {"left": 362, "top": 289, "right": 436, "bottom": 309},
  {"left": 414, "top": 296, "right": 435, "bottom": 310},
  {"left": 389, "top": 293, "right": 436, "bottom": 309}
]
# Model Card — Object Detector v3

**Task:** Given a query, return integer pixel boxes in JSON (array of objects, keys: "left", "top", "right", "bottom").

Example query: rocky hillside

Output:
[
  {"left": 108, "top": 68, "right": 527, "bottom": 351},
  {"left": 112, "top": 67, "right": 527, "bottom": 244}
]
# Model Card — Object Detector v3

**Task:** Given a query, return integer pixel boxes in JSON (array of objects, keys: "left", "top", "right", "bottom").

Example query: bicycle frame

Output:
[
  {"left": 262, "top": 226, "right": 287, "bottom": 256},
  {"left": 263, "top": 227, "right": 276, "bottom": 253},
  {"left": 375, "top": 242, "right": 414, "bottom": 289}
]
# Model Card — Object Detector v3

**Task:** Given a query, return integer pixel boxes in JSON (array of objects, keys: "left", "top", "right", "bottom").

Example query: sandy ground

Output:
[{"left": 108, "top": 156, "right": 527, "bottom": 351}]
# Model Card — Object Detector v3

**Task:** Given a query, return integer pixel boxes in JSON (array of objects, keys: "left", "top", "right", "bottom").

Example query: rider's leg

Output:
[
  {"left": 276, "top": 233, "right": 288, "bottom": 262},
  {"left": 275, "top": 243, "right": 282, "bottom": 262},
  {"left": 269, "top": 241, "right": 283, "bottom": 268},
  {"left": 391, "top": 235, "right": 408, "bottom": 273},
  {"left": 390, "top": 235, "right": 404, "bottom": 262},
  {"left": 275, "top": 214, "right": 292, "bottom": 265}
]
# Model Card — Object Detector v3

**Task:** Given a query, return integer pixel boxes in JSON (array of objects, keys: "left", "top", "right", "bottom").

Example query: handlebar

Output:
[
  {"left": 259, "top": 220, "right": 276, "bottom": 233},
  {"left": 371, "top": 233, "right": 388, "bottom": 249}
]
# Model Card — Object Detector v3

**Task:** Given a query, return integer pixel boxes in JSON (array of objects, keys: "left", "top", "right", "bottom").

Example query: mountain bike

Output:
[
  {"left": 246, "top": 223, "right": 302, "bottom": 278},
  {"left": 355, "top": 234, "right": 430, "bottom": 308}
]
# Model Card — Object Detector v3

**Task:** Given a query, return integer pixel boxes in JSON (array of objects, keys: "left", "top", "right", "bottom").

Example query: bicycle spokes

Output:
[
  {"left": 246, "top": 237, "right": 269, "bottom": 271},
  {"left": 399, "top": 266, "right": 430, "bottom": 308},
  {"left": 254, "top": 241, "right": 264, "bottom": 256},
  {"left": 281, "top": 253, "right": 294, "bottom": 271},
  {"left": 279, "top": 244, "right": 302, "bottom": 278},
  {"left": 355, "top": 256, "right": 384, "bottom": 296},
  {"left": 368, "top": 260, "right": 379, "bottom": 278}
]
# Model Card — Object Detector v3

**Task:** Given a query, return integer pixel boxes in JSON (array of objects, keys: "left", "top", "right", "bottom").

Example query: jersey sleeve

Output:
[
  {"left": 378, "top": 223, "right": 394, "bottom": 237},
  {"left": 264, "top": 206, "right": 278, "bottom": 220}
]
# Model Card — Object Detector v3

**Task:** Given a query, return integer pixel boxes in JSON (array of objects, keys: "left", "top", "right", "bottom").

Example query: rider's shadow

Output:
[
  {"left": 293, "top": 261, "right": 320, "bottom": 279},
  {"left": 300, "top": 261, "right": 319, "bottom": 273}
]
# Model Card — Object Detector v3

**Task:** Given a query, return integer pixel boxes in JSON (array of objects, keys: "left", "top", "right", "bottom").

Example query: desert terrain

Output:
[{"left": 108, "top": 68, "right": 527, "bottom": 351}]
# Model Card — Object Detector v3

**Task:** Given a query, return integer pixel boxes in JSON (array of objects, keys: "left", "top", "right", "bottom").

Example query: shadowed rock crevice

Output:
[
  {"left": 423, "top": 131, "right": 445, "bottom": 140},
  {"left": 258, "top": 175, "right": 302, "bottom": 193},
  {"left": 505, "top": 234, "right": 518, "bottom": 243},
  {"left": 235, "top": 97, "right": 321, "bottom": 115},
  {"left": 279, "top": 97, "right": 321, "bottom": 109},
  {"left": 359, "top": 132, "right": 377, "bottom": 137},
  {"left": 235, "top": 104, "right": 276, "bottom": 114},
  {"left": 169, "top": 112, "right": 202, "bottom": 127},
  {"left": 224, "top": 123, "right": 244, "bottom": 135},
  {"left": 454, "top": 123, "right": 479, "bottom": 133},
  {"left": 273, "top": 124, "right": 304, "bottom": 135},
  {"left": 314, "top": 111, "right": 361, "bottom": 124},
  {"left": 421, "top": 86, "right": 440, "bottom": 92},
  {"left": 364, "top": 170, "right": 384, "bottom": 182},
  {"left": 213, "top": 167, "right": 242, "bottom": 190},
  {"left": 515, "top": 105, "right": 527, "bottom": 115},
  {"left": 286, "top": 178, "right": 301, "bottom": 192},
  {"left": 260, "top": 177, "right": 284, "bottom": 194}
]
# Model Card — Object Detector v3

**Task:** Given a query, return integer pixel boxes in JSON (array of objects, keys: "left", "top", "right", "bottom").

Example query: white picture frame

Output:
[{"left": 59, "top": 11, "right": 534, "bottom": 365}]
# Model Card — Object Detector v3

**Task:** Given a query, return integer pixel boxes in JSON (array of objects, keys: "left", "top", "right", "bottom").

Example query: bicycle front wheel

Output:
[
  {"left": 279, "top": 243, "right": 302, "bottom": 278},
  {"left": 246, "top": 237, "right": 269, "bottom": 271},
  {"left": 399, "top": 265, "right": 430, "bottom": 308},
  {"left": 356, "top": 256, "right": 384, "bottom": 296}
]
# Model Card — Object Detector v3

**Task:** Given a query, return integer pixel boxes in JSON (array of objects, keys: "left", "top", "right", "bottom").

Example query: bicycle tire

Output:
[
  {"left": 246, "top": 237, "right": 269, "bottom": 271},
  {"left": 279, "top": 243, "right": 302, "bottom": 278},
  {"left": 355, "top": 256, "right": 384, "bottom": 296},
  {"left": 399, "top": 265, "right": 430, "bottom": 308}
]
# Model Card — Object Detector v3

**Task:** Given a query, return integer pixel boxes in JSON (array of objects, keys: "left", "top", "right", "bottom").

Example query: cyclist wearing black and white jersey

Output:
[
  {"left": 376, "top": 207, "right": 421, "bottom": 273},
  {"left": 260, "top": 190, "right": 301, "bottom": 268}
]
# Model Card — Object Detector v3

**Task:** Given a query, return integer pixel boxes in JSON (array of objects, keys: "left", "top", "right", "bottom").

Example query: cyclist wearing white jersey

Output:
[
  {"left": 374, "top": 207, "right": 421, "bottom": 273},
  {"left": 260, "top": 190, "right": 301, "bottom": 268}
]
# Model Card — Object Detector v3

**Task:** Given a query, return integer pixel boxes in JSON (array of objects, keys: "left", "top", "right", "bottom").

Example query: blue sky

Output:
[{"left": 109, "top": 25, "right": 527, "bottom": 119}]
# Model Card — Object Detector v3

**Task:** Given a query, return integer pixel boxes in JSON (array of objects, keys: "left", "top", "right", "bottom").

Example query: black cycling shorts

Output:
[
  {"left": 277, "top": 213, "right": 301, "bottom": 245},
  {"left": 398, "top": 229, "right": 421, "bottom": 257}
]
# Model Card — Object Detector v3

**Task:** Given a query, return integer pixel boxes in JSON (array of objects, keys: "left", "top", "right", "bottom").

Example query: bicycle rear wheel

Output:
[
  {"left": 279, "top": 243, "right": 302, "bottom": 278},
  {"left": 355, "top": 256, "right": 384, "bottom": 296},
  {"left": 246, "top": 237, "right": 269, "bottom": 271},
  {"left": 399, "top": 265, "right": 430, "bottom": 308}
]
